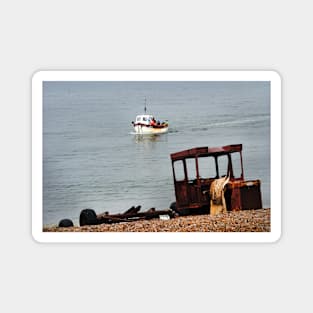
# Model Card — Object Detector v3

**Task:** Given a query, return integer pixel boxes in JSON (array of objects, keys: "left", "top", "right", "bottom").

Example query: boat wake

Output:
[{"left": 191, "top": 115, "right": 269, "bottom": 132}]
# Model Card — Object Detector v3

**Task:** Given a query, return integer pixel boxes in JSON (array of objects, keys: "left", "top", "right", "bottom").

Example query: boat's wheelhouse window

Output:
[
  {"left": 136, "top": 117, "right": 141, "bottom": 122},
  {"left": 186, "top": 158, "right": 197, "bottom": 181},
  {"left": 142, "top": 117, "right": 147, "bottom": 121},
  {"left": 173, "top": 160, "right": 185, "bottom": 181},
  {"left": 218, "top": 155, "right": 229, "bottom": 177},
  {"left": 230, "top": 152, "right": 242, "bottom": 178},
  {"left": 198, "top": 156, "right": 217, "bottom": 179}
]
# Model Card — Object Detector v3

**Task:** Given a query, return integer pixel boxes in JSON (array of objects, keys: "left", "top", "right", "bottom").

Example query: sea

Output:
[{"left": 43, "top": 81, "right": 271, "bottom": 226}]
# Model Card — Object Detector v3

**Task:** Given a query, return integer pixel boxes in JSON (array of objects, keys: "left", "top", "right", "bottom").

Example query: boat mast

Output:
[{"left": 144, "top": 97, "right": 147, "bottom": 114}]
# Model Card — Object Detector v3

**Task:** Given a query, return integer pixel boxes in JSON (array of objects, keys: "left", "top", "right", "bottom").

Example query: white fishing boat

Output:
[{"left": 131, "top": 102, "right": 169, "bottom": 134}]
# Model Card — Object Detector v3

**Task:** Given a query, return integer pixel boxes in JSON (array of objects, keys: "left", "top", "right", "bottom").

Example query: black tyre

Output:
[
  {"left": 170, "top": 202, "right": 183, "bottom": 216},
  {"left": 58, "top": 219, "right": 74, "bottom": 228},
  {"left": 170, "top": 201, "right": 177, "bottom": 211},
  {"left": 79, "top": 209, "right": 98, "bottom": 226}
]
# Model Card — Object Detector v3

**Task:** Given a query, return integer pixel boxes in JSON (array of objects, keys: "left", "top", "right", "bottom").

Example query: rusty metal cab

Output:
[{"left": 170, "top": 144, "right": 262, "bottom": 215}]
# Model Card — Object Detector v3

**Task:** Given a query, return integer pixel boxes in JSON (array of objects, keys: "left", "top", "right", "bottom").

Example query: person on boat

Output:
[{"left": 150, "top": 118, "right": 156, "bottom": 126}]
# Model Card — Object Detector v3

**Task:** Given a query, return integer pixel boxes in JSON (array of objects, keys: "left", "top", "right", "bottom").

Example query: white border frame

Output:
[{"left": 32, "top": 70, "right": 281, "bottom": 243}]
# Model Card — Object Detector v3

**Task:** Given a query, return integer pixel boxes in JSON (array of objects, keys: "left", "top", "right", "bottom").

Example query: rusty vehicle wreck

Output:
[
  {"left": 58, "top": 144, "right": 263, "bottom": 227},
  {"left": 170, "top": 144, "right": 263, "bottom": 215}
]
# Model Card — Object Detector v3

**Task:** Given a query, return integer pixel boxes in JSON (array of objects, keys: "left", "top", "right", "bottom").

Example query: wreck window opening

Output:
[
  {"left": 198, "top": 156, "right": 217, "bottom": 179},
  {"left": 186, "top": 158, "right": 197, "bottom": 181},
  {"left": 217, "top": 155, "right": 229, "bottom": 177},
  {"left": 173, "top": 160, "right": 185, "bottom": 182},
  {"left": 230, "top": 152, "right": 243, "bottom": 179}
]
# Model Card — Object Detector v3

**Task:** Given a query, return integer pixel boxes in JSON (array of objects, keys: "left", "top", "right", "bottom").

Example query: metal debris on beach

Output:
[{"left": 44, "top": 208, "right": 270, "bottom": 232}]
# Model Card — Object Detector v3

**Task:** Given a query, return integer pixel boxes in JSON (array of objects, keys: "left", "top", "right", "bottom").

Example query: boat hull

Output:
[{"left": 133, "top": 124, "right": 168, "bottom": 134}]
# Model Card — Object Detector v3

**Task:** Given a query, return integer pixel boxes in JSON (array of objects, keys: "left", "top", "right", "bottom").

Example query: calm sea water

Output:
[{"left": 43, "top": 81, "right": 270, "bottom": 226}]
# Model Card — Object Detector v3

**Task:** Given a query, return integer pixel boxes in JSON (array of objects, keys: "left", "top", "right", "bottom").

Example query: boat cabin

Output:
[
  {"left": 135, "top": 115, "right": 155, "bottom": 125},
  {"left": 170, "top": 144, "right": 262, "bottom": 215}
]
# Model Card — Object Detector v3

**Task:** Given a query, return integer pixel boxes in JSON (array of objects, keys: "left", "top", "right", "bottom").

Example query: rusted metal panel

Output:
[
  {"left": 187, "top": 183, "right": 198, "bottom": 203},
  {"left": 170, "top": 147, "right": 208, "bottom": 161},
  {"left": 226, "top": 180, "right": 263, "bottom": 211},
  {"left": 238, "top": 180, "right": 262, "bottom": 209},
  {"left": 170, "top": 144, "right": 242, "bottom": 161},
  {"left": 174, "top": 181, "right": 189, "bottom": 207},
  {"left": 227, "top": 181, "right": 243, "bottom": 211}
]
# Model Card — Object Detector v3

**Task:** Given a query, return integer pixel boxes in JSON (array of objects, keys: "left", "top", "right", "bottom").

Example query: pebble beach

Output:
[{"left": 43, "top": 208, "right": 270, "bottom": 232}]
